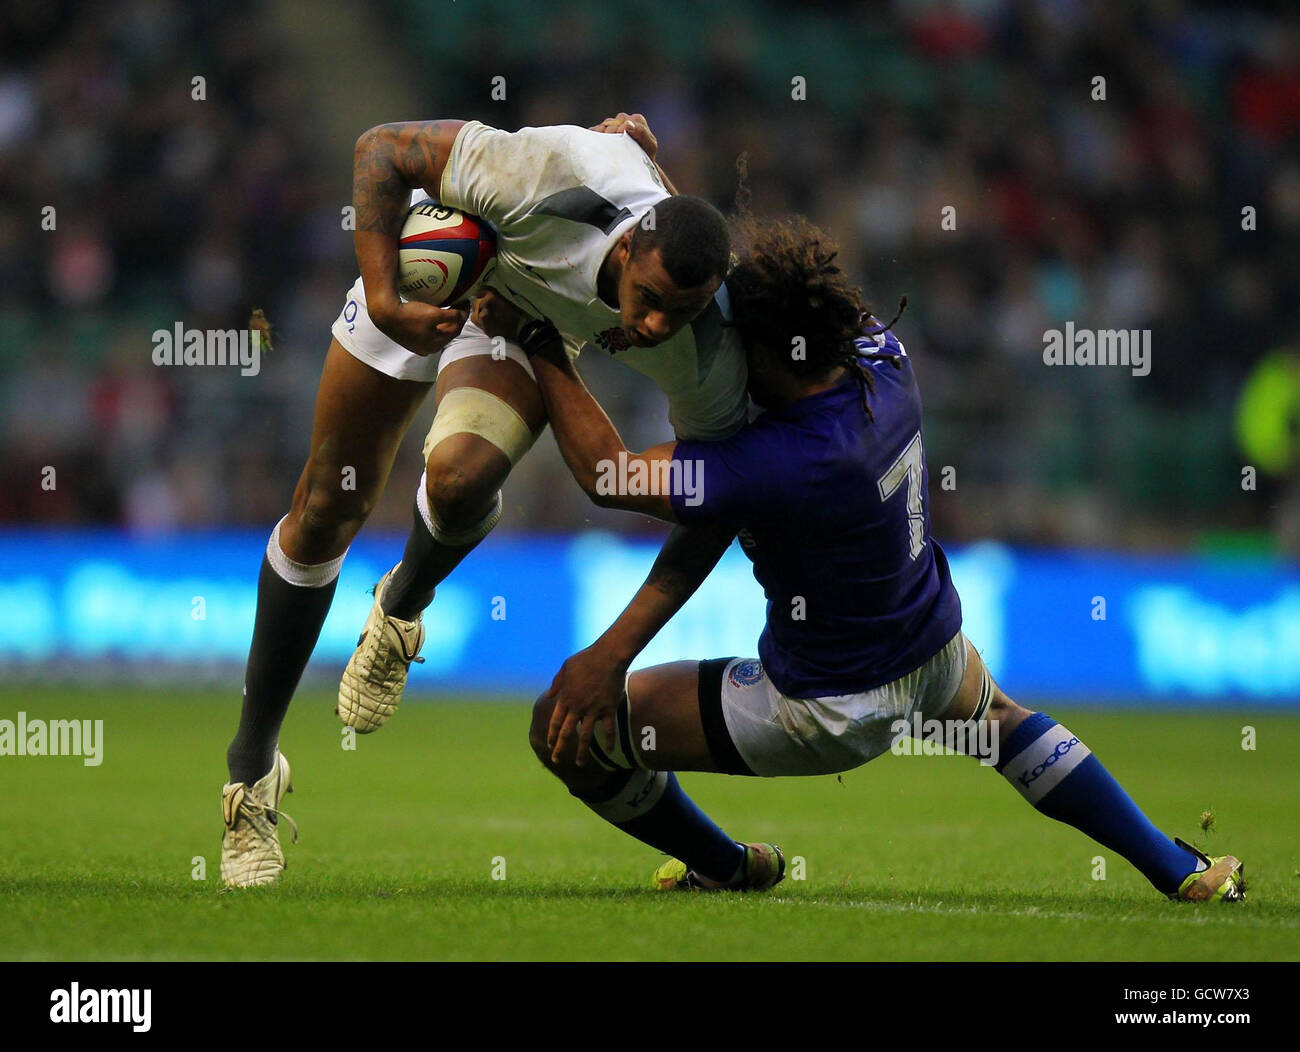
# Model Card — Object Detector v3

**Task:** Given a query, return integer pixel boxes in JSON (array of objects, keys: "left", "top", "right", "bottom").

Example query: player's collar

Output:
[
  {"left": 767, "top": 371, "right": 858, "bottom": 420},
  {"left": 714, "top": 280, "right": 734, "bottom": 321}
]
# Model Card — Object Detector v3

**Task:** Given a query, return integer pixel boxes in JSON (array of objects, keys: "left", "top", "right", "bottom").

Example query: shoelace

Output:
[{"left": 227, "top": 786, "right": 299, "bottom": 844}]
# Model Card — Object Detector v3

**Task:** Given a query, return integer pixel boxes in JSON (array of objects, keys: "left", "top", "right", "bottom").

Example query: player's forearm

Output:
[
  {"left": 530, "top": 349, "right": 629, "bottom": 502},
  {"left": 352, "top": 125, "right": 416, "bottom": 316},
  {"left": 352, "top": 120, "right": 458, "bottom": 319},
  {"left": 595, "top": 522, "right": 736, "bottom": 665}
]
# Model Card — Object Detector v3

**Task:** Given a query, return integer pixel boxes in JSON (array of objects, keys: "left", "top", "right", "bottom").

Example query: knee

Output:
[
  {"left": 528, "top": 692, "right": 607, "bottom": 792},
  {"left": 425, "top": 444, "right": 501, "bottom": 529},
  {"left": 296, "top": 473, "right": 374, "bottom": 546},
  {"left": 290, "top": 465, "right": 376, "bottom": 549},
  {"left": 988, "top": 686, "right": 1031, "bottom": 732},
  {"left": 529, "top": 693, "right": 556, "bottom": 768}
]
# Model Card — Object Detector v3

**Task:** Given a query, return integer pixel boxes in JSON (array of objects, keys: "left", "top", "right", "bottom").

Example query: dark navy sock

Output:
[
  {"left": 384, "top": 484, "right": 501, "bottom": 622},
  {"left": 575, "top": 769, "right": 745, "bottom": 884},
  {"left": 229, "top": 553, "right": 338, "bottom": 784},
  {"left": 996, "top": 711, "right": 1201, "bottom": 895}
]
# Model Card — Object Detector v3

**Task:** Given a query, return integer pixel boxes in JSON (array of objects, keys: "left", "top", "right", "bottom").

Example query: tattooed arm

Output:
[{"left": 352, "top": 120, "right": 468, "bottom": 355}]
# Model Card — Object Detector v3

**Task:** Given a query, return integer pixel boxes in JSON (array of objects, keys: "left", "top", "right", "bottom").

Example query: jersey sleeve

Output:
[
  {"left": 439, "top": 120, "right": 647, "bottom": 230},
  {"left": 669, "top": 424, "right": 792, "bottom": 525},
  {"left": 562, "top": 333, "right": 586, "bottom": 362},
  {"left": 666, "top": 367, "right": 749, "bottom": 442},
  {"left": 665, "top": 308, "right": 750, "bottom": 442}
]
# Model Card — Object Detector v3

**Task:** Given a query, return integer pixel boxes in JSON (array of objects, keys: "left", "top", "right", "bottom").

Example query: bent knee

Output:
[
  {"left": 989, "top": 688, "right": 1029, "bottom": 724},
  {"left": 425, "top": 436, "right": 509, "bottom": 528},
  {"left": 290, "top": 469, "right": 376, "bottom": 550},
  {"left": 529, "top": 694, "right": 555, "bottom": 766}
]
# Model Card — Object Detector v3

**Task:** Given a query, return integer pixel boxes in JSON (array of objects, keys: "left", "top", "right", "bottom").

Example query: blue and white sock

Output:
[
  {"left": 995, "top": 711, "right": 1202, "bottom": 895},
  {"left": 574, "top": 770, "right": 746, "bottom": 885}
]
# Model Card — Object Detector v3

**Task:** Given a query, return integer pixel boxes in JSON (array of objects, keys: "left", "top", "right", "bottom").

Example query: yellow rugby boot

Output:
[
  {"left": 1170, "top": 837, "right": 1245, "bottom": 902},
  {"left": 653, "top": 842, "right": 786, "bottom": 892}
]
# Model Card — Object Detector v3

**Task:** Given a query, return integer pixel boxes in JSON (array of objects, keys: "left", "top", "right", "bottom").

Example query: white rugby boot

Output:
[
  {"left": 336, "top": 566, "right": 426, "bottom": 733},
  {"left": 220, "top": 750, "right": 297, "bottom": 888}
]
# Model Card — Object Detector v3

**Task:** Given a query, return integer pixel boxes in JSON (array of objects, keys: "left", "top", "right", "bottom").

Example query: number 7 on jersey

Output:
[{"left": 876, "top": 431, "right": 927, "bottom": 560}]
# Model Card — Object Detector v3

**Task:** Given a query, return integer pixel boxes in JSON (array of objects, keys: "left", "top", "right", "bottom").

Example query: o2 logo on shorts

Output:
[{"left": 728, "top": 660, "right": 765, "bottom": 688}]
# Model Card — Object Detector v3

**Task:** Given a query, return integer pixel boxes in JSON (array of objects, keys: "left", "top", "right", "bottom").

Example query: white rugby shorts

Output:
[
  {"left": 697, "top": 633, "right": 969, "bottom": 777},
  {"left": 331, "top": 276, "right": 536, "bottom": 382}
]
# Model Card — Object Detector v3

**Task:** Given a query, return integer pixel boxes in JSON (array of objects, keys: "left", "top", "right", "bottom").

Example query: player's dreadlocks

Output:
[{"left": 725, "top": 214, "right": 904, "bottom": 421}]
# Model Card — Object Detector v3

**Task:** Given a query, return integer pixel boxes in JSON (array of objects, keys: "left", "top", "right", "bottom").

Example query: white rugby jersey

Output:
[{"left": 436, "top": 120, "right": 748, "bottom": 441}]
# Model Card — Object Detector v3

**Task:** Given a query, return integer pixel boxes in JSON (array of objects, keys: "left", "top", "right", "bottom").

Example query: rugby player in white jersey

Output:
[{"left": 220, "top": 114, "right": 749, "bottom": 887}]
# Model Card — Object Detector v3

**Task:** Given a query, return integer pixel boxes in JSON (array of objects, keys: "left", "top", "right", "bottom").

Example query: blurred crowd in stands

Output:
[{"left": 2, "top": 0, "right": 1297, "bottom": 553}]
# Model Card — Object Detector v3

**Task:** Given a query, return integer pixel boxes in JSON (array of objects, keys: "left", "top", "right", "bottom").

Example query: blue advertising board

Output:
[{"left": 0, "top": 530, "right": 1296, "bottom": 704}]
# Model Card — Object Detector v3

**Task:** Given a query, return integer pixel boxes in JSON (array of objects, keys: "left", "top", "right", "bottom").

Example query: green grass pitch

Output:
[{"left": 0, "top": 688, "right": 1297, "bottom": 961}]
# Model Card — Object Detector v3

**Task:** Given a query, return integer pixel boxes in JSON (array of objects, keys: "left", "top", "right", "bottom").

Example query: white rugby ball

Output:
[{"left": 397, "top": 200, "right": 497, "bottom": 306}]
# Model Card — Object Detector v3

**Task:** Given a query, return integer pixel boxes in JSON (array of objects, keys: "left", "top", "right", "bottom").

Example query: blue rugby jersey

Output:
[{"left": 669, "top": 330, "right": 962, "bottom": 698}]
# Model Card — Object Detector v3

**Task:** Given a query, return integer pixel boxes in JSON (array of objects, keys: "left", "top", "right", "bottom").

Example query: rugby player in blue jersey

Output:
[{"left": 472, "top": 215, "right": 1244, "bottom": 902}]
